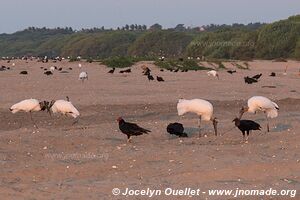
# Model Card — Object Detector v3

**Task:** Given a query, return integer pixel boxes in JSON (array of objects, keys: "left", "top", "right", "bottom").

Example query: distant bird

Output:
[
  {"left": 239, "top": 96, "right": 279, "bottom": 132},
  {"left": 141, "top": 65, "right": 149, "bottom": 72},
  {"left": 283, "top": 65, "right": 288, "bottom": 75},
  {"left": 50, "top": 66, "right": 55, "bottom": 72},
  {"left": 58, "top": 67, "right": 63, "bottom": 71},
  {"left": 0, "top": 66, "right": 6, "bottom": 71},
  {"left": 10, "top": 99, "right": 49, "bottom": 127},
  {"left": 160, "top": 69, "right": 164, "bottom": 72},
  {"left": 117, "top": 117, "right": 151, "bottom": 143},
  {"left": 167, "top": 123, "right": 188, "bottom": 137},
  {"left": 227, "top": 70, "right": 236, "bottom": 74},
  {"left": 233, "top": 118, "right": 261, "bottom": 141},
  {"left": 40, "top": 67, "right": 44, "bottom": 69},
  {"left": 20, "top": 71, "right": 28, "bottom": 75},
  {"left": 252, "top": 73, "right": 262, "bottom": 80},
  {"left": 270, "top": 72, "right": 276, "bottom": 77},
  {"left": 207, "top": 70, "right": 219, "bottom": 79},
  {"left": 68, "top": 67, "right": 73, "bottom": 70},
  {"left": 156, "top": 76, "right": 164, "bottom": 82},
  {"left": 108, "top": 68, "right": 115, "bottom": 74},
  {"left": 120, "top": 68, "right": 131, "bottom": 73},
  {"left": 48, "top": 99, "right": 80, "bottom": 123},
  {"left": 79, "top": 72, "right": 88, "bottom": 82},
  {"left": 78, "top": 63, "right": 82, "bottom": 68},
  {"left": 44, "top": 71, "right": 53, "bottom": 76},
  {"left": 244, "top": 76, "right": 257, "bottom": 84},
  {"left": 174, "top": 68, "right": 179, "bottom": 72},
  {"left": 143, "top": 67, "right": 151, "bottom": 76},
  {"left": 177, "top": 99, "right": 218, "bottom": 137},
  {"left": 147, "top": 74, "right": 154, "bottom": 81}
]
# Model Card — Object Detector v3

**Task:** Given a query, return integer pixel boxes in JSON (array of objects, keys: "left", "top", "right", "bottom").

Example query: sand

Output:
[{"left": 0, "top": 59, "right": 299, "bottom": 199}]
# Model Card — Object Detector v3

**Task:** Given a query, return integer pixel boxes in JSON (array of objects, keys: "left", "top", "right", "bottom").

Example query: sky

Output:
[{"left": 0, "top": 0, "right": 299, "bottom": 33}]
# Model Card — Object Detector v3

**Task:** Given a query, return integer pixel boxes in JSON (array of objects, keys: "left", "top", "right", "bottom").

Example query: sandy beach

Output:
[{"left": 0, "top": 59, "right": 299, "bottom": 199}]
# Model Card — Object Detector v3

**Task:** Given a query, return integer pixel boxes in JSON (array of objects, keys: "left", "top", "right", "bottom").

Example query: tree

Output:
[
  {"left": 174, "top": 24, "right": 186, "bottom": 31},
  {"left": 149, "top": 23, "right": 162, "bottom": 30},
  {"left": 142, "top": 25, "right": 147, "bottom": 30},
  {"left": 130, "top": 24, "right": 135, "bottom": 31},
  {"left": 125, "top": 24, "right": 129, "bottom": 31}
]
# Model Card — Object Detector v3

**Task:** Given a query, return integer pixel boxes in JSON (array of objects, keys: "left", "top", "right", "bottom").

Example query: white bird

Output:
[
  {"left": 10, "top": 99, "right": 48, "bottom": 127},
  {"left": 49, "top": 98, "right": 80, "bottom": 123},
  {"left": 239, "top": 96, "right": 279, "bottom": 132},
  {"left": 78, "top": 63, "right": 82, "bottom": 68},
  {"left": 12, "top": 63, "right": 15, "bottom": 67},
  {"left": 79, "top": 71, "right": 88, "bottom": 82},
  {"left": 207, "top": 70, "right": 219, "bottom": 79},
  {"left": 50, "top": 66, "right": 55, "bottom": 72},
  {"left": 177, "top": 99, "right": 218, "bottom": 137}
]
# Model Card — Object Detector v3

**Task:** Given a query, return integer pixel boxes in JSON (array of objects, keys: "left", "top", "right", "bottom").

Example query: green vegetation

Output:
[
  {"left": 128, "top": 30, "right": 194, "bottom": 57},
  {"left": 102, "top": 56, "right": 136, "bottom": 68},
  {"left": 154, "top": 59, "right": 210, "bottom": 71},
  {"left": 0, "top": 15, "right": 300, "bottom": 60}
]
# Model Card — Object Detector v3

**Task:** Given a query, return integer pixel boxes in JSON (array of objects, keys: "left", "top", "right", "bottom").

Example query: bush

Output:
[
  {"left": 154, "top": 59, "right": 210, "bottom": 71},
  {"left": 86, "top": 57, "right": 93, "bottom": 63},
  {"left": 69, "top": 57, "right": 80, "bottom": 62},
  {"left": 102, "top": 56, "right": 135, "bottom": 68}
]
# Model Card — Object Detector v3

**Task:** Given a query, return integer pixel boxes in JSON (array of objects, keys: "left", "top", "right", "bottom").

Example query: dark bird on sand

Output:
[
  {"left": 244, "top": 76, "right": 258, "bottom": 84},
  {"left": 120, "top": 68, "right": 131, "bottom": 73},
  {"left": 117, "top": 117, "right": 151, "bottom": 143},
  {"left": 58, "top": 67, "right": 63, "bottom": 71},
  {"left": 0, "top": 66, "right": 6, "bottom": 71},
  {"left": 174, "top": 68, "right": 179, "bottom": 72},
  {"left": 143, "top": 68, "right": 151, "bottom": 76},
  {"left": 167, "top": 123, "right": 188, "bottom": 137},
  {"left": 147, "top": 74, "right": 154, "bottom": 81},
  {"left": 233, "top": 118, "right": 261, "bottom": 141},
  {"left": 44, "top": 71, "right": 53, "bottom": 76},
  {"left": 227, "top": 70, "right": 236, "bottom": 74},
  {"left": 108, "top": 68, "right": 115, "bottom": 74},
  {"left": 252, "top": 73, "right": 262, "bottom": 80},
  {"left": 157, "top": 76, "right": 164, "bottom": 82},
  {"left": 270, "top": 72, "right": 276, "bottom": 77},
  {"left": 20, "top": 71, "right": 28, "bottom": 75},
  {"left": 160, "top": 69, "right": 164, "bottom": 72},
  {"left": 68, "top": 67, "right": 73, "bottom": 70}
]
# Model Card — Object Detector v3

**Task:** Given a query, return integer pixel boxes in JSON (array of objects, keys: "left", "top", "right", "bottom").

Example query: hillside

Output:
[{"left": 0, "top": 15, "right": 299, "bottom": 60}]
